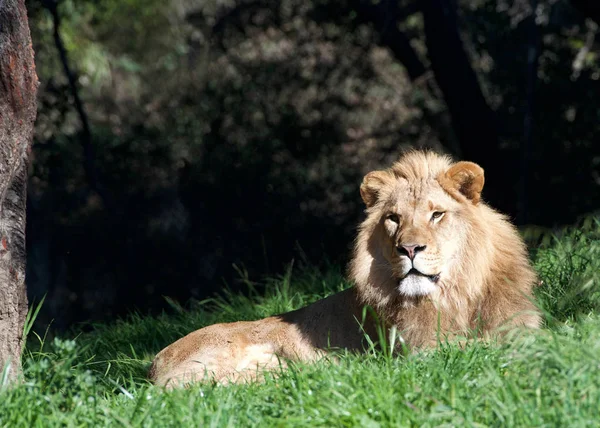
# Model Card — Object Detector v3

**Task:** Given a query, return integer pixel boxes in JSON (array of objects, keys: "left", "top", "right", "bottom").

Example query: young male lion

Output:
[{"left": 149, "top": 151, "right": 541, "bottom": 388}]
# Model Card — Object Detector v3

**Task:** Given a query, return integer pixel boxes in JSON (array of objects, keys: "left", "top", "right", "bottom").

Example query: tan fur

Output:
[{"left": 149, "top": 151, "right": 540, "bottom": 388}]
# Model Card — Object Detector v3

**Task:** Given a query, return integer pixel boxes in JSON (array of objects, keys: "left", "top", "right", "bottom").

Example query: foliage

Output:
[
  {"left": 462, "top": 0, "right": 600, "bottom": 222},
  {"left": 25, "top": 0, "right": 600, "bottom": 328},
  {"left": 534, "top": 217, "right": 600, "bottom": 322},
  {"left": 1, "top": 218, "right": 599, "bottom": 426}
]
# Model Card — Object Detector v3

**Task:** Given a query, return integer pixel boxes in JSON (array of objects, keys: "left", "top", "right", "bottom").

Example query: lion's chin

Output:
[{"left": 398, "top": 274, "right": 438, "bottom": 297}]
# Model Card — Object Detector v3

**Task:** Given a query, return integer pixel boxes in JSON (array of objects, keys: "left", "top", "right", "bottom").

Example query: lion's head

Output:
[{"left": 350, "top": 151, "right": 540, "bottom": 344}]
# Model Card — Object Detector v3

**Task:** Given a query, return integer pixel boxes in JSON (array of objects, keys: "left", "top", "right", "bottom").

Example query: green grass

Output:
[{"left": 1, "top": 218, "right": 600, "bottom": 427}]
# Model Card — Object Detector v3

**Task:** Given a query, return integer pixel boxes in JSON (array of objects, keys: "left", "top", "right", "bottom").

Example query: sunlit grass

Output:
[{"left": 1, "top": 218, "right": 599, "bottom": 426}]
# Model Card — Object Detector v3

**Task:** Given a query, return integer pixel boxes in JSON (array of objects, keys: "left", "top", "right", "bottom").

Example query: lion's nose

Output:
[{"left": 397, "top": 244, "right": 426, "bottom": 260}]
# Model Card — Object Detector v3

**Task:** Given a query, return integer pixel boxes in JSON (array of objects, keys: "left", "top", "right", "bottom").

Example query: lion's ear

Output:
[
  {"left": 439, "top": 161, "right": 485, "bottom": 205},
  {"left": 360, "top": 170, "right": 392, "bottom": 207}
]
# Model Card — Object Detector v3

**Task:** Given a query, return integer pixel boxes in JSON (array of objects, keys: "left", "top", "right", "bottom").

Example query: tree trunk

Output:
[
  {"left": 422, "top": 0, "right": 517, "bottom": 218},
  {"left": 0, "top": 0, "right": 39, "bottom": 384}
]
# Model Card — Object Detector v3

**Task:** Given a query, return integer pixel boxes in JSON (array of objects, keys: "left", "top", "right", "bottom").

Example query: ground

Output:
[{"left": 0, "top": 218, "right": 599, "bottom": 426}]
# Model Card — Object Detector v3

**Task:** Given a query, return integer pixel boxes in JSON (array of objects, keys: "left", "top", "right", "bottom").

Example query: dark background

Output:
[{"left": 24, "top": 0, "right": 600, "bottom": 330}]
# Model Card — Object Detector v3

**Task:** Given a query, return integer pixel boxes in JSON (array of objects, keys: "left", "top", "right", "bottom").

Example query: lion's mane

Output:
[{"left": 350, "top": 151, "right": 540, "bottom": 347}]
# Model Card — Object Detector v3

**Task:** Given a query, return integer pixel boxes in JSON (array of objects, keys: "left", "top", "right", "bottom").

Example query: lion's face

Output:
[
  {"left": 358, "top": 153, "right": 485, "bottom": 298},
  {"left": 375, "top": 179, "right": 467, "bottom": 296}
]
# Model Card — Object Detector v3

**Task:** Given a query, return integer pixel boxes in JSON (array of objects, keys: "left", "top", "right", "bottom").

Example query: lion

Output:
[{"left": 149, "top": 151, "right": 541, "bottom": 388}]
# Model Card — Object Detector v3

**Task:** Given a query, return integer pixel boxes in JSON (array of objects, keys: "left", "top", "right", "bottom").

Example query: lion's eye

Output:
[
  {"left": 386, "top": 214, "right": 400, "bottom": 224},
  {"left": 431, "top": 211, "right": 445, "bottom": 222}
]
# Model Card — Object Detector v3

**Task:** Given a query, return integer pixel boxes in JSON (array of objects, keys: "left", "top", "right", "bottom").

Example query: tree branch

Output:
[{"left": 43, "top": 0, "right": 109, "bottom": 206}]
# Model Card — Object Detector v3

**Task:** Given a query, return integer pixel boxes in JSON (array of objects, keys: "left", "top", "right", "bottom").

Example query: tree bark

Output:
[{"left": 0, "top": 0, "right": 39, "bottom": 383}]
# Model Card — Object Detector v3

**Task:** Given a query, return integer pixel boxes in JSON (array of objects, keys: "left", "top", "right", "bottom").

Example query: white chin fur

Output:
[{"left": 398, "top": 275, "right": 437, "bottom": 296}]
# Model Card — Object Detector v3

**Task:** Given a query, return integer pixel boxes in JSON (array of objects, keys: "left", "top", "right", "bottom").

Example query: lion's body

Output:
[
  {"left": 149, "top": 151, "right": 541, "bottom": 388},
  {"left": 149, "top": 288, "right": 373, "bottom": 387}
]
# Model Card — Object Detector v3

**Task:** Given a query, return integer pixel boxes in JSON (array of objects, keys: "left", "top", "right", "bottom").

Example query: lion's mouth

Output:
[{"left": 404, "top": 268, "right": 440, "bottom": 283}]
